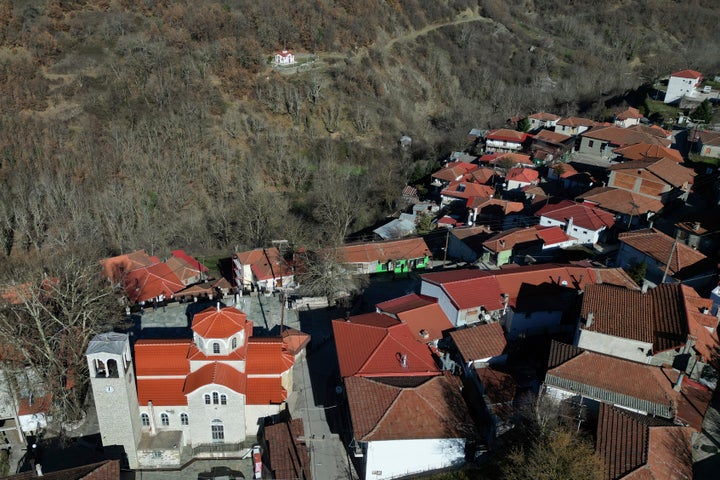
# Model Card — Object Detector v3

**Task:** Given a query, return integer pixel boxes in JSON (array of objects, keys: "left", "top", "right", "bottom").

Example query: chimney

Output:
[
  {"left": 641, "top": 281, "right": 649, "bottom": 293},
  {"left": 702, "top": 307, "right": 710, "bottom": 315},
  {"left": 673, "top": 372, "right": 684, "bottom": 391},
  {"left": 693, "top": 221, "right": 701, "bottom": 232},
  {"left": 216, "top": 302, "right": 220, "bottom": 312},
  {"left": 35, "top": 464, "right": 43, "bottom": 476},
  {"left": 399, "top": 353, "right": 408, "bottom": 368},
  {"left": 28, "top": 393, "right": 33, "bottom": 407},
  {"left": 586, "top": 312, "right": 594, "bottom": 327}
]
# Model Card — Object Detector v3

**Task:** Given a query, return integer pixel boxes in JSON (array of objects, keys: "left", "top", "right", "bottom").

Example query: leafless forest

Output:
[{"left": 1, "top": 0, "right": 719, "bottom": 269}]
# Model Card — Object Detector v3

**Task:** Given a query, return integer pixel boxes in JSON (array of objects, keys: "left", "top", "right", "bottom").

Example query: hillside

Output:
[{"left": 0, "top": 0, "right": 718, "bottom": 267}]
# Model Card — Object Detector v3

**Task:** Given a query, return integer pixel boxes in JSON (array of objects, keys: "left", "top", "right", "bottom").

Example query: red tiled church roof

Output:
[
  {"left": 184, "top": 362, "right": 247, "bottom": 394},
  {"left": 192, "top": 305, "right": 250, "bottom": 339},
  {"left": 246, "top": 338, "right": 295, "bottom": 375}
]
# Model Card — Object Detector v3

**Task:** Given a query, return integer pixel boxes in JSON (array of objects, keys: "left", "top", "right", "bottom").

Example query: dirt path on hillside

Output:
[{"left": 316, "top": 9, "right": 490, "bottom": 64}]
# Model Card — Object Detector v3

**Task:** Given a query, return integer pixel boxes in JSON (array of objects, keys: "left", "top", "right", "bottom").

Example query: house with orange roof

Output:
[
  {"left": 467, "top": 197, "right": 525, "bottom": 230},
  {"left": 482, "top": 225, "right": 576, "bottom": 266},
  {"left": 333, "top": 237, "right": 431, "bottom": 274},
  {"left": 332, "top": 312, "right": 441, "bottom": 378},
  {"left": 504, "top": 167, "right": 539, "bottom": 191},
  {"left": 613, "top": 106, "right": 644, "bottom": 128},
  {"left": 449, "top": 323, "right": 507, "bottom": 373},
  {"left": 578, "top": 187, "right": 663, "bottom": 228},
  {"left": 485, "top": 129, "right": 531, "bottom": 152},
  {"left": 430, "top": 161, "right": 478, "bottom": 189},
  {"left": 490, "top": 152, "right": 534, "bottom": 168},
  {"left": 536, "top": 200, "right": 615, "bottom": 245},
  {"left": 232, "top": 247, "right": 294, "bottom": 293},
  {"left": 612, "top": 142, "right": 683, "bottom": 163},
  {"left": 100, "top": 249, "right": 158, "bottom": 287},
  {"left": 578, "top": 125, "right": 672, "bottom": 157},
  {"left": 528, "top": 112, "right": 561, "bottom": 131},
  {"left": 530, "top": 129, "right": 574, "bottom": 162},
  {"left": 607, "top": 157, "right": 694, "bottom": 204},
  {"left": 595, "top": 404, "right": 693, "bottom": 480},
  {"left": 344, "top": 374, "right": 473, "bottom": 480},
  {"left": 665, "top": 69, "right": 702, "bottom": 104},
  {"left": 575, "top": 283, "right": 718, "bottom": 373},
  {"left": 123, "top": 262, "right": 185, "bottom": 304},
  {"left": 419, "top": 264, "right": 637, "bottom": 334},
  {"left": 375, "top": 293, "right": 454, "bottom": 345},
  {"left": 440, "top": 179, "right": 495, "bottom": 206},
  {"left": 554, "top": 116, "right": 598, "bottom": 136},
  {"left": 542, "top": 341, "right": 711, "bottom": 429},
  {"left": 86, "top": 305, "right": 306, "bottom": 469},
  {"left": 616, "top": 228, "right": 710, "bottom": 286}
]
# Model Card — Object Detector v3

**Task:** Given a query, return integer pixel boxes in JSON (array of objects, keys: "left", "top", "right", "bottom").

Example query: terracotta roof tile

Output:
[
  {"left": 596, "top": 404, "right": 693, "bottom": 480},
  {"left": 336, "top": 238, "right": 431, "bottom": 264},
  {"left": 137, "top": 378, "right": 188, "bottom": 406},
  {"left": 546, "top": 348, "right": 676, "bottom": 414},
  {"left": 191, "top": 305, "right": 250, "bottom": 339},
  {"left": 17, "top": 393, "right": 52, "bottom": 416},
  {"left": 123, "top": 263, "right": 185, "bottom": 303},
  {"left": 482, "top": 227, "right": 543, "bottom": 253},
  {"left": 579, "top": 187, "right": 664, "bottom": 216},
  {"left": 281, "top": 327, "right": 311, "bottom": 355},
  {"left": 486, "top": 129, "right": 530, "bottom": 143},
  {"left": 557, "top": 117, "right": 598, "bottom": 128},
  {"left": 671, "top": 69, "right": 702, "bottom": 79},
  {"left": 184, "top": 362, "right": 247, "bottom": 394},
  {"left": 101, "top": 249, "right": 156, "bottom": 283},
  {"left": 613, "top": 143, "right": 683, "bottom": 163},
  {"left": 491, "top": 152, "right": 533, "bottom": 166},
  {"left": 616, "top": 107, "right": 644, "bottom": 121},
  {"left": 506, "top": 167, "right": 539, "bottom": 184},
  {"left": 264, "top": 419, "right": 312, "bottom": 480},
  {"left": 247, "top": 377, "right": 287, "bottom": 404},
  {"left": 534, "top": 225, "right": 573, "bottom": 245},
  {"left": 134, "top": 339, "right": 191, "bottom": 376},
  {"left": 171, "top": 249, "right": 208, "bottom": 272},
  {"left": 475, "top": 367, "right": 517, "bottom": 407},
  {"left": 376, "top": 294, "right": 453, "bottom": 342},
  {"left": 619, "top": 228, "right": 706, "bottom": 276},
  {"left": 536, "top": 200, "right": 616, "bottom": 231},
  {"left": 345, "top": 374, "right": 473, "bottom": 441},
  {"left": 529, "top": 112, "right": 561, "bottom": 121},
  {"left": 246, "top": 338, "right": 294, "bottom": 374},
  {"left": 332, "top": 315, "right": 440, "bottom": 378},
  {"left": 450, "top": 323, "right": 507, "bottom": 361},
  {"left": 431, "top": 162, "right": 478, "bottom": 182},
  {"left": 441, "top": 180, "right": 495, "bottom": 200},
  {"left": 534, "top": 129, "right": 572, "bottom": 144},
  {"left": 164, "top": 256, "right": 202, "bottom": 284},
  {"left": 582, "top": 126, "right": 671, "bottom": 147}
]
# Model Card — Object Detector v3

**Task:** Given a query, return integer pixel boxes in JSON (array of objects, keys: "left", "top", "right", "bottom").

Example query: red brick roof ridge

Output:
[{"left": 356, "top": 323, "right": 440, "bottom": 376}]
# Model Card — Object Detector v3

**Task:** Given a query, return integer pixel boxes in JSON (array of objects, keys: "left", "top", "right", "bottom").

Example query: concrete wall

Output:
[
  {"left": 578, "top": 136, "right": 611, "bottom": 157},
  {"left": 137, "top": 447, "right": 182, "bottom": 468},
  {"left": 420, "top": 282, "right": 459, "bottom": 326},
  {"left": 448, "top": 236, "right": 479, "bottom": 263},
  {"left": 186, "top": 388, "right": 246, "bottom": 445},
  {"left": 505, "top": 310, "right": 562, "bottom": 336},
  {"left": 576, "top": 330, "right": 652, "bottom": 363},
  {"left": 486, "top": 139, "right": 522, "bottom": 151},
  {"left": 666, "top": 76, "right": 700, "bottom": 104},
  {"left": 615, "top": 243, "right": 665, "bottom": 284},
  {"left": 364, "top": 438, "right": 465, "bottom": 480},
  {"left": 245, "top": 404, "right": 283, "bottom": 436}
]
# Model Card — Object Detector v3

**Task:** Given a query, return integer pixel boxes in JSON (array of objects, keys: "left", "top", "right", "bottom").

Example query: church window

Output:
[
  {"left": 211, "top": 419, "right": 224, "bottom": 442},
  {"left": 141, "top": 413, "right": 150, "bottom": 426},
  {"left": 220, "top": 394, "right": 227, "bottom": 405},
  {"left": 204, "top": 394, "right": 211, "bottom": 405},
  {"left": 212, "top": 392, "right": 219, "bottom": 404},
  {"left": 231, "top": 337, "right": 237, "bottom": 349},
  {"left": 213, "top": 343, "right": 220, "bottom": 354},
  {"left": 161, "top": 413, "right": 169, "bottom": 426},
  {"left": 180, "top": 413, "right": 189, "bottom": 425}
]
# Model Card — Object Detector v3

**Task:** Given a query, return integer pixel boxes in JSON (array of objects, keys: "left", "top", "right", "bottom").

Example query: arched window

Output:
[
  {"left": 231, "top": 337, "right": 237, "bottom": 349},
  {"left": 220, "top": 394, "right": 227, "bottom": 405},
  {"left": 204, "top": 394, "right": 211, "bottom": 405},
  {"left": 106, "top": 358, "right": 119, "bottom": 378},
  {"left": 180, "top": 413, "right": 189, "bottom": 426},
  {"left": 141, "top": 413, "right": 150, "bottom": 426},
  {"left": 213, "top": 343, "right": 220, "bottom": 354},
  {"left": 212, "top": 392, "right": 219, "bottom": 404},
  {"left": 211, "top": 419, "right": 224, "bottom": 442},
  {"left": 160, "top": 413, "right": 169, "bottom": 426}
]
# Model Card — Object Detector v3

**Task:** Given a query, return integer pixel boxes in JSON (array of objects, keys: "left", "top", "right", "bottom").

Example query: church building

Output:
[{"left": 86, "top": 305, "right": 306, "bottom": 469}]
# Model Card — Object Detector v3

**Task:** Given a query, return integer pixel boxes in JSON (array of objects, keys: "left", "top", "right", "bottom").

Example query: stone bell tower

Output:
[{"left": 86, "top": 332, "right": 141, "bottom": 469}]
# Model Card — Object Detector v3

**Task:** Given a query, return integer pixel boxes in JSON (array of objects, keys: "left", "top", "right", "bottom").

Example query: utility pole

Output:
[
  {"left": 661, "top": 232, "right": 680, "bottom": 283},
  {"left": 443, "top": 228, "right": 450, "bottom": 266}
]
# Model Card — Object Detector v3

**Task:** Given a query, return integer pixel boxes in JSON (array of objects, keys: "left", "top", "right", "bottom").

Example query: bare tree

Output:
[{"left": 0, "top": 255, "right": 123, "bottom": 432}]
